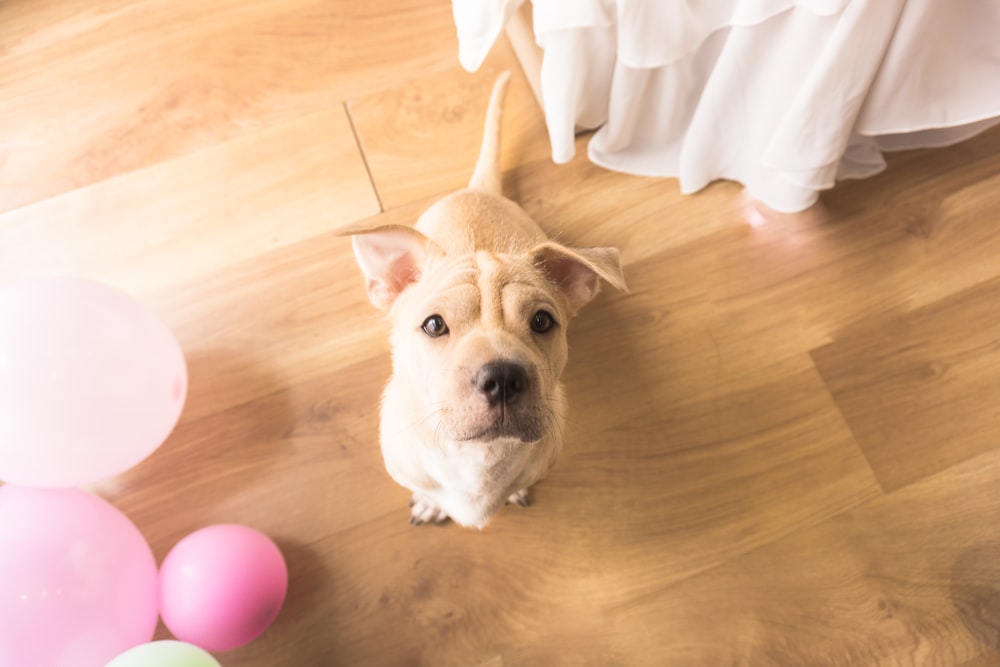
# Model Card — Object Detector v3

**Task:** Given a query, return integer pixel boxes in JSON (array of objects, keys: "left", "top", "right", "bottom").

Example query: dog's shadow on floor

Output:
[
  {"left": 562, "top": 273, "right": 667, "bottom": 440},
  {"left": 541, "top": 264, "right": 694, "bottom": 535}
]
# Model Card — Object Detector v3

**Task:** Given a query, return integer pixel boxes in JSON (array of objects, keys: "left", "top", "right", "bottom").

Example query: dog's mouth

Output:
[{"left": 456, "top": 413, "right": 547, "bottom": 443}]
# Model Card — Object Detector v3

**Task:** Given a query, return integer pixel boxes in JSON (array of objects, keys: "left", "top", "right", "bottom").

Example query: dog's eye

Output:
[
  {"left": 421, "top": 315, "right": 449, "bottom": 338},
  {"left": 530, "top": 310, "right": 556, "bottom": 334}
]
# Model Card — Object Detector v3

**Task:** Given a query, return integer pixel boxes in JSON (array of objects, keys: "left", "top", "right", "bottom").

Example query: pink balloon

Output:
[
  {"left": 160, "top": 525, "right": 288, "bottom": 652},
  {"left": 0, "top": 277, "right": 187, "bottom": 487},
  {"left": 0, "top": 485, "right": 159, "bottom": 667}
]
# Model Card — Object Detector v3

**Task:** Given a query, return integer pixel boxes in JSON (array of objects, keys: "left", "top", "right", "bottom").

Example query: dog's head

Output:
[{"left": 348, "top": 214, "right": 625, "bottom": 446}]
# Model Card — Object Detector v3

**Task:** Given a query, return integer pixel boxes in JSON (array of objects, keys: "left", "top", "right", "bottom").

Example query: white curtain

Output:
[{"left": 453, "top": 0, "right": 1000, "bottom": 212}]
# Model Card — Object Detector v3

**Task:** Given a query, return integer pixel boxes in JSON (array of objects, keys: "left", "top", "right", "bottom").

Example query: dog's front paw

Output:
[
  {"left": 409, "top": 494, "right": 449, "bottom": 526},
  {"left": 505, "top": 488, "right": 530, "bottom": 507}
]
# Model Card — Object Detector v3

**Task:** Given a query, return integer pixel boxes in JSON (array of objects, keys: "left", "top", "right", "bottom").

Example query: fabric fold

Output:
[{"left": 454, "top": 0, "right": 1000, "bottom": 213}]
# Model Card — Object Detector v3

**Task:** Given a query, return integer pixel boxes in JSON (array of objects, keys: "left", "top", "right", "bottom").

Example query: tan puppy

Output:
[{"left": 347, "top": 72, "right": 626, "bottom": 528}]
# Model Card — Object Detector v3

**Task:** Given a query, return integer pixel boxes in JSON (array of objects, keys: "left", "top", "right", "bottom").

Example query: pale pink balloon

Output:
[
  {"left": 0, "top": 277, "right": 187, "bottom": 487},
  {"left": 160, "top": 524, "right": 288, "bottom": 652},
  {"left": 0, "top": 485, "right": 159, "bottom": 667}
]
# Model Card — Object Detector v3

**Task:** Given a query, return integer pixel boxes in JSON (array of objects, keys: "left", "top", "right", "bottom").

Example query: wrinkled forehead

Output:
[
  {"left": 475, "top": 250, "right": 550, "bottom": 294},
  {"left": 397, "top": 251, "right": 557, "bottom": 320}
]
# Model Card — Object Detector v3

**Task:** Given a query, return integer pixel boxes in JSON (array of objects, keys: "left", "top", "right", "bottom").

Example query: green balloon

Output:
[{"left": 105, "top": 640, "right": 222, "bottom": 667}]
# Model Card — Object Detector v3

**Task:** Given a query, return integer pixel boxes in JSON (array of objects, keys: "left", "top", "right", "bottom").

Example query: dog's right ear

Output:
[{"left": 342, "top": 225, "right": 444, "bottom": 311}]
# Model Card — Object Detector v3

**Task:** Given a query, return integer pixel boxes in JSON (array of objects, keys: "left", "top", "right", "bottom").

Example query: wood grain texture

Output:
[
  {"left": 961, "top": 650, "right": 1000, "bottom": 667},
  {"left": 590, "top": 448, "right": 1000, "bottom": 666},
  {"left": 0, "top": 106, "right": 379, "bottom": 296},
  {"left": 812, "top": 276, "right": 1000, "bottom": 492},
  {"left": 348, "top": 38, "right": 551, "bottom": 210},
  {"left": 0, "top": 0, "right": 456, "bottom": 212},
  {"left": 3, "top": 3, "right": 1000, "bottom": 666}
]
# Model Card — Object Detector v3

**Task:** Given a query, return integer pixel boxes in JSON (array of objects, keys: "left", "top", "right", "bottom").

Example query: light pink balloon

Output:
[
  {"left": 0, "top": 277, "right": 187, "bottom": 487},
  {"left": 160, "top": 524, "right": 288, "bottom": 652},
  {"left": 0, "top": 485, "right": 159, "bottom": 667}
]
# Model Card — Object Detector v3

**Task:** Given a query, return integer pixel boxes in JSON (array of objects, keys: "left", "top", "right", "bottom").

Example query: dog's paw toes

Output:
[
  {"left": 409, "top": 495, "right": 449, "bottom": 526},
  {"left": 506, "top": 488, "right": 530, "bottom": 508}
]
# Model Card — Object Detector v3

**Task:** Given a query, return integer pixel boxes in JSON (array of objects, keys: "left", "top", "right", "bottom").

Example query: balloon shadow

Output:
[{"left": 92, "top": 346, "right": 299, "bottom": 558}]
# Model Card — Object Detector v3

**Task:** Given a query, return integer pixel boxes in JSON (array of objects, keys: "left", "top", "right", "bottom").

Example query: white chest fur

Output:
[{"left": 418, "top": 437, "right": 532, "bottom": 526}]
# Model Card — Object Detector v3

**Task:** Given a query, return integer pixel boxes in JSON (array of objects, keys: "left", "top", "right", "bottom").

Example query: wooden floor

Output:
[{"left": 3, "top": 2, "right": 1000, "bottom": 665}]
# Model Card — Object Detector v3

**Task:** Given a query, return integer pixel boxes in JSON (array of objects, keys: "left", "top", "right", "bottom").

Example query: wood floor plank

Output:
[
  {"left": 513, "top": 126, "right": 1000, "bottom": 371},
  {"left": 98, "top": 353, "right": 396, "bottom": 551},
  {"left": 705, "top": 130, "right": 1000, "bottom": 355},
  {"left": 134, "top": 222, "right": 389, "bottom": 425},
  {"left": 512, "top": 149, "right": 751, "bottom": 269},
  {"left": 812, "top": 276, "right": 1000, "bottom": 492},
  {"left": 582, "top": 447, "right": 1000, "bottom": 666},
  {"left": 549, "top": 358, "right": 884, "bottom": 583},
  {"left": 961, "top": 649, "right": 1000, "bottom": 667},
  {"left": 0, "top": 106, "right": 379, "bottom": 297},
  {"left": 544, "top": 260, "right": 883, "bottom": 585},
  {"left": 347, "top": 37, "right": 552, "bottom": 210},
  {"left": 0, "top": 0, "right": 457, "bottom": 212}
]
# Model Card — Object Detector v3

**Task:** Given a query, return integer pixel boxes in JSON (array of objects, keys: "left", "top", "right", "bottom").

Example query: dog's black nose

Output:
[{"left": 474, "top": 362, "right": 529, "bottom": 407}]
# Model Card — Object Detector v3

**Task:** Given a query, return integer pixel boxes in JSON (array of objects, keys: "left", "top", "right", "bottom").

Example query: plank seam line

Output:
[{"left": 343, "top": 101, "right": 384, "bottom": 214}]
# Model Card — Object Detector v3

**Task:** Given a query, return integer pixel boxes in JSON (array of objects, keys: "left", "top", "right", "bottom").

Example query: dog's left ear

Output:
[
  {"left": 532, "top": 242, "right": 627, "bottom": 315},
  {"left": 345, "top": 225, "right": 444, "bottom": 311}
]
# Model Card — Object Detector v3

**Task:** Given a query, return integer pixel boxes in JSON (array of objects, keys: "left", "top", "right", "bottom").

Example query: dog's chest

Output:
[{"left": 423, "top": 440, "right": 529, "bottom": 505}]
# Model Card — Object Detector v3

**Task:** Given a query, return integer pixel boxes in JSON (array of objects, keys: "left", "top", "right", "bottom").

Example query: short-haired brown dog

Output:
[{"left": 347, "top": 72, "right": 626, "bottom": 528}]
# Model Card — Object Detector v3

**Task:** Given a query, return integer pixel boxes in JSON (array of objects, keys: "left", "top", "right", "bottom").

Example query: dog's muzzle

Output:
[{"left": 452, "top": 361, "right": 545, "bottom": 443}]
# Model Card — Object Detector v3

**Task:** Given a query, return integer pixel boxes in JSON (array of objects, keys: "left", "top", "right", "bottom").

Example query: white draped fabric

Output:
[{"left": 453, "top": 0, "right": 1000, "bottom": 212}]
